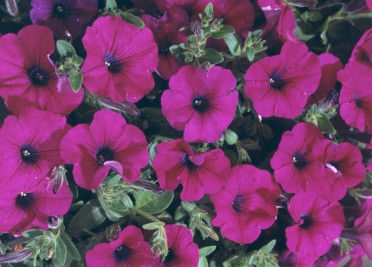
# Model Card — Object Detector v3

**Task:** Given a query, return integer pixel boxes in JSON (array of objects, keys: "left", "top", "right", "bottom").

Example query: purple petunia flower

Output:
[
  {"left": 210, "top": 164, "right": 280, "bottom": 244},
  {"left": 142, "top": 7, "right": 188, "bottom": 80},
  {"left": 244, "top": 41, "right": 321, "bottom": 118},
  {"left": 0, "top": 108, "right": 68, "bottom": 189},
  {"left": 271, "top": 123, "right": 333, "bottom": 194},
  {"left": 0, "top": 25, "right": 83, "bottom": 116},
  {"left": 286, "top": 194, "right": 345, "bottom": 266},
  {"left": 161, "top": 66, "right": 238, "bottom": 143},
  {"left": 0, "top": 178, "right": 72, "bottom": 234},
  {"left": 81, "top": 16, "right": 159, "bottom": 103},
  {"left": 60, "top": 110, "right": 149, "bottom": 190},
  {"left": 30, "top": 0, "right": 98, "bottom": 39},
  {"left": 160, "top": 224, "right": 199, "bottom": 267},
  {"left": 152, "top": 139, "right": 231, "bottom": 201},
  {"left": 338, "top": 61, "right": 372, "bottom": 134},
  {"left": 86, "top": 225, "right": 157, "bottom": 267}
]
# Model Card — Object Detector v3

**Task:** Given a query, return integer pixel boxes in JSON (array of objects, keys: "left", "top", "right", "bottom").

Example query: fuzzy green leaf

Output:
[
  {"left": 55, "top": 236, "right": 67, "bottom": 266},
  {"left": 136, "top": 190, "right": 174, "bottom": 214},
  {"left": 120, "top": 12, "right": 145, "bottom": 29},
  {"left": 68, "top": 71, "right": 83, "bottom": 92},
  {"left": 211, "top": 25, "right": 235, "bottom": 39},
  {"left": 199, "top": 48, "right": 224, "bottom": 65},
  {"left": 56, "top": 40, "right": 76, "bottom": 57},
  {"left": 199, "top": 246, "right": 216, "bottom": 257},
  {"left": 224, "top": 33, "right": 241, "bottom": 56}
]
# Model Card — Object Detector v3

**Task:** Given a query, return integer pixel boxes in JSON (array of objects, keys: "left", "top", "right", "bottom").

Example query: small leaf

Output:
[
  {"left": 60, "top": 232, "right": 81, "bottom": 261},
  {"left": 261, "top": 240, "right": 276, "bottom": 253},
  {"left": 203, "top": 3, "right": 213, "bottom": 18},
  {"left": 199, "top": 246, "right": 216, "bottom": 257},
  {"left": 68, "top": 71, "right": 83, "bottom": 92},
  {"left": 120, "top": 12, "right": 145, "bottom": 29},
  {"left": 246, "top": 47, "right": 255, "bottom": 62},
  {"left": 198, "top": 48, "right": 224, "bottom": 65},
  {"left": 198, "top": 256, "right": 209, "bottom": 267},
  {"left": 22, "top": 229, "right": 45, "bottom": 239},
  {"left": 211, "top": 25, "right": 235, "bottom": 39},
  {"left": 317, "top": 113, "right": 336, "bottom": 135},
  {"left": 56, "top": 40, "right": 76, "bottom": 57},
  {"left": 135, "top": 190, "right": 174, "bottom": 214},
  {"left": 224, "top": 129, "right": 238, "bottom": 145},
  {"left": 105, "top": 0, "right": 117, "bottom": 9},
  {"left": 224, "top": 33, "right": 241, "bottom": 56},
  {"left": 142, "top": 221, "right": 165, "bottom": 230},
  {"left": 68, "top": 199, "right": 106, "bottom": 236},
  {"left": 55, "top": 236, "right": 67, "bottom": 266}
]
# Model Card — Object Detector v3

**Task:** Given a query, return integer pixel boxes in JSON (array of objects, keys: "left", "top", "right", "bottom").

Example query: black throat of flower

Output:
[
  {"left": 112, "top": 245, "right": 132, "bottom": 263},
  {"left": 52, "top": 2, "right": 71, "bottom": 18},
  {"left": 20, "top": 144, "right": 40, "bottom": 165},
  {"left": 27, "top": 66, "right": 51, "bottom": 87},
  {"left": 269, "top": 71, "right": 285, "bottom": 90},
  {"left": 95, "top": 146, "right": 115, "bottom": 166},
  {"left": 104, "top": 53, "right": 123, "bottom": 74},
  {"left": 192, "top": 95, "right": 210, "bottom": 113},
  {"left": 292, "top": 151, "right": 307, "bottom": 170},
  {"left": 16, "top": 192, "right": 35, "bottom": 211},
  {"left": 182, "top": 154, "right": 197, "bottom": 171},
  {"left": 299, "top": 213, "right": 313, "bottom": 229},
  {"left": 232, "top": 195, "right": 244, "bottom": 212}
]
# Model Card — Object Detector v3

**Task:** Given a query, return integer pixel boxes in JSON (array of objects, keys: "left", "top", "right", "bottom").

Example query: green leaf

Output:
[
  {"left": 135, "top": 190, "right": 174, "bottom": 214},
  {"left": 317, "top": 114, "right": 336, "bottom": 135},
  {"left": 198, "top": 48, "right": 224, "bottom": 65},
  {"left": 199, "top": 246, "right": 216, "bottom": 257},
  {"left": 294, "top": 26, "right": 315, "bottom": 42},
  {"left": 198, "top": 256, "right": 209, "bottom": 267},
  {"left": 55, "top": 236, "right": 67, "bottom": 266},
  {"left": 211, "top": 25, "right": 235, "bottom": 39},
  {"left": 261, "top": 240, "right": 276, "bottom": 253},
  {"left": 56, "top": 40, "right": 76, "bottom": 57},
  {"left": 246, "top": 47, "right": 255, "bottom": 62},
  {"left": 68, "top": 199, "right": 106, "bottom": 236},
  {"left": 142, "top": 221, "right": 165, "bottom": 230},
  {"left": 60, "top": 232, "right": 81, "bottom": 261},
  {"left": 105, "top": 0, "right": 117, "bottom": 9},
  {"left": 120, "top": 12, "right": 145, "bottom": 29},
  {"left": 203, "top": 3, "right": 213, "bottom": 18},
  {"left": 68, "top": 71, "right": 83, "bottom": 92},
  {"left": 224, "top": 33, "right": 241, "bottom": 56},
  {"left": 224, "top": 129, "right": 238, "bottom": 145},
  {"left": 22, "top": 229, "right": 45, "bottom": 239}
]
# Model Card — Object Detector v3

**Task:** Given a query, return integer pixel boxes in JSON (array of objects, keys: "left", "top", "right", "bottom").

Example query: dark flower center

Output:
[
  {"left": 232, "top": 195, "right": 244, "bottom": 212},
  {"left": 112, "top": 245, "right": 131, "bottom": 263},
  {"left": 299, "top": 213, "right": 313, "bottom": 229},
  {"left": 292, "top": 151, "right": 307, "bottom": 169},
  {"left": 16, "top": 192, "right": 35, "bottom": 211},
  {"left": 28, "top": 66, "right": 51, "bottom": 87},
  {"left": 164, "top": 249, "right": 175, "bottom": 263},
  {"left": 20, "top": 144, "right": 40, "bottom": 164},
  {"left": 192, "top": 95, "right": 210, "bottom": 113},
  {"left": 269, "top": 71, "right": 285, "bottom": 90},
  {"left": 104, "top": 53, "right": 123, "bottom": 74},
  {"left": 353, "top": 95, "right": 362, "bottom": 108},
  {"left": 159, "top": 39, "right": 172, "bottom": 55},
  {"left": 95, "top": 146, "right": 115, "bottom": 165},
  {"left": 52, "top": 3, "right": 70, "bottom": 17},
  {"left": 182, "top": 154, "right": 197, "bottom": 171}
]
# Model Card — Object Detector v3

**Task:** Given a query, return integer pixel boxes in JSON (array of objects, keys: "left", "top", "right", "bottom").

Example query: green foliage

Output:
[
  {"left": 304, "top": 104, "right": 338, "bottom": 135},
  {"left": 120, "top": 12, "right": 145, "bottom": 29},
  {"left": 135, "top": 190, "right": 174, "bottom": 214}
]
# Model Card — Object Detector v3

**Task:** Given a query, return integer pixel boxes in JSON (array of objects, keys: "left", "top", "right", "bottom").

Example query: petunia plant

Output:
[{"left": 0, "top": 0, "right": 371, "bottom": 266}]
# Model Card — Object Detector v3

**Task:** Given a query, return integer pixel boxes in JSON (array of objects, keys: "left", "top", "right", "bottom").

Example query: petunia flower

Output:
[
  {"left": 368, "top": 0, "right": 372, "bottom": 10},
  {"left": 323, "top": 142, "right": 366, "bottom": 201},
  {"left": 30, "top": 0, "right": 98, "bottom": 39},
  {"left": 60, "top": 109, "right": 149, "bottom": 190},
  {"left": 152, "top": 139, "right": 230, "bottom": 201},
  {"left": 159, "top": 224, "right": 199, "bottom": 267},
  {"left": 338, "top": 61, "right": 372, "bottom": 134},
  {"left": 81, "top": 16, "right": 158, "bottom": 103},
  {"left": 306, "top": 53, "right": 343, "bottom": 107},
  {"left": 0, "top": 108, "right": 68, "bottom": 189},
  {"left": 286, "top": 194, "right": 345, "bottom": 266},
  {"left": 161, "top": 66, "right": 238, "bottom": 143},
  {"left": 210, "top": 164, "right": 281, "bottom": 244},
  {"left": 0, "top": 25, "right": 84, "bottom": 116},
  {"left": 142, "top": 7, "right": 189, "bottom": 80},
  {"left": 86, "top": 225, "right": 157, "bottom": 267},
  {"left": 0, "top": 178, "right": 72, "bottom": 234},
  {"left": 350, "top": 29, "right": 372, "bottom": 67},
  {"left": 154, "top": 0, "right": 212, "bottom": 20},
  {"left": 244, "top": 41, "right": 321, "bottom": 118},
  {"left": 271, "top": 123, "right": 334, "bottom": 194}
]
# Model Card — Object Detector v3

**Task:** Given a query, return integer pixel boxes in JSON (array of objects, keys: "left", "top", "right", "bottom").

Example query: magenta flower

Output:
[
  {"left": 160, "top": 224, "right": 199, "bottom": 267},
  {"left": 244, "top": 41, "right": 321, "bottom": 118},
  {"left": 286, "top": 194, "right": 345, "bottom": 266},
  {"left": 0, "top": 178, "right": 72, "bottom": 234},
  {"left": 86, "top": 225, "right": 157, "bottom": 267},
  {"left": 210, "top": 164, "right": 280, "bottom": 244},
  {"left": 81, "top": 16, "right": 158, "bottom": 103},
  {"left": 30, "top": 0, "right": 98, "bottom": 39},
  {"left": 152, "top": 139, "right": 230, "bottom": 201},
  {"left": 324, "top": 142, "right": 366, "bottom": 201},
  {"left": 154, "top": 0, "right": 212, "bottom": 21},
  {"left": 0, "top": 25, "right": 83, "bottom": 116},
  {"left": 271, "top": 123, "right": 333, "bottom": 194},
  {"left": 368, "top": 0, "right": 372, "bottom": 10},
  {"left": 60, "top": 110, "right": 149, "bottom": 190},
  {"left": 338, "top": 62, "right": 372, "bottom": 134},
  {"left": 306, "top": 53, "right": 343, "bottom": 107},
  {"left": 161, "top": 66, "right": 238, "bottom": 143},
  {"left": 351, "top": 29, "right": 372, "bottom": 66},
  {"left": 142, "top": 7, "right": 188, "bottom": 80},
  {"left": 0, "top": 108, "right": 67, "bottom": 189}
]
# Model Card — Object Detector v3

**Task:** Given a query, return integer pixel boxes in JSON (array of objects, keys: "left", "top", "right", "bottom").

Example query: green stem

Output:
[{"left": 131, "top": 207, "right": 161, "bottom": 222}]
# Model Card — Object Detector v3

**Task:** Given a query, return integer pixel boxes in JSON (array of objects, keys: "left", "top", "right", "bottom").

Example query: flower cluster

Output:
[{"left": 0, "top": 0, "right": 371, "bottom": 266}]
